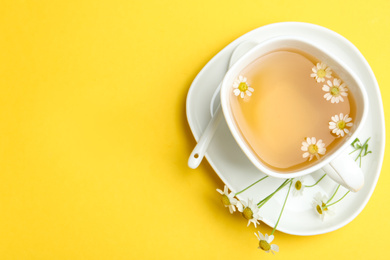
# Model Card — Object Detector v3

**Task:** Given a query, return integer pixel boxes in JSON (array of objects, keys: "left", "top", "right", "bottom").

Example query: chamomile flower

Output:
[
  {"left": 301, "top": 137, "right": 326, "bottom": 161},
  {"left": 232, "top": 75, "right": 254, "bottom": 99},
  {"left": 322, "top": 78, "right": 348, "bottom": 103},
  {"left": 292, "top": 177, "right": 305, "bottom": 196},
  {"left": 255, "top": 231, "right": 279, "bottom": 255},
  {"left": 216, "top": 185, "right": 238, "bottom": 214},
  {"left": 312, "top": 192, "right": 335, "bottom": 221},
  {"left": 237, "top": 198, "right": 262, "bottom": 227},
  {"left": 329, "top": 113, "right": 353, "bottom": 137},
  {"left": 311, "top": 62, "right": 332, "bottom": 83}
]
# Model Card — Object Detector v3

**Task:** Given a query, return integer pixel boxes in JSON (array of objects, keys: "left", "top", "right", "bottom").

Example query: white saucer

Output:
[{"left": 186, "top": 22, "right": 385, "bottom": 236}]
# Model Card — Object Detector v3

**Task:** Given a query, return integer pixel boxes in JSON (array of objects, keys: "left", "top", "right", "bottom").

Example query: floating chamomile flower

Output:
[
  {"left": 329, "top": 113, "right": 353, "bottom": 137},
  {"left": 232, "top": 75, "right": 254, "bottom": 99},
  {"left": 322, "top": 78, "right": 348, "bottom": 103},
  {"left": 292, "top": 178, "right": 305, "bottom": 196},
  {"left": 301, "top": 137, "right": 326, "bottom": 161},
  {"left": 311, "top": 62, "right": 332, "bottom": 83},
  {"left": 216, "top": 185, "right": 238, "bottom": 214},
  {"left": 237, "top": 199, "right": 262, "bottom": 227},
  {"left": 255, "top": 231, "right": 279, "bottom": 255},
  {"left": 313, "top": 192, "right": 335, "bottom": 221}
]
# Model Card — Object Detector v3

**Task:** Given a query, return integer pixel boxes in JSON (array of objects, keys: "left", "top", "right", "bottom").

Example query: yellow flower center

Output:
[
  {"left": 221, "top": 194, "right": 231, "bottom": 206},
  {"left": 259, "top": 240, "right": 271, "bottom": 251},
  {"left": 330, "top": 86, "right": 340, "bottom": 96},
  {"left": 317, "top": 69, "right": 326, "bottom": 78},
  {"left": 322, "top": 202, "right": 328, "bottom": 211},
  {"left": 295, "top": 180, "right": 302, "bottom": 190},
  {"left": 316, "top": 204, "right": 323, "bottom": 215},
  {"left": 238, "top": 82, "right": 248, "bottom": 92},
  {"left": 337, "top": 120, "right": 346, "bottom": 130},
  {"left": 308, "top": 144, "right": 318, "bottom": 155},
  {"left": 242, "top": 207, "right": 253, "bottom": 220}
]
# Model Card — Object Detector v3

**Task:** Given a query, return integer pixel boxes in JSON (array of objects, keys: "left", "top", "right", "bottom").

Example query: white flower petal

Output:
[
  {"left": 223, "top": 185, "right": 228, "bottom": 193},
  {"left": 236, "top": 202, "right": 243, "bottom": 212},
  {"left": 246, "top": 220, "right": 251, "bottom": 227},
  {"left": 271, "top": 244, "right": 279, "bottom": 252},
  {"left": 333, "top": 78, "right": 340, "bottom": 86}
]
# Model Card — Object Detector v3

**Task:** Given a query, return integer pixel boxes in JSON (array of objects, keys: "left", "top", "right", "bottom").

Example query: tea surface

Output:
[{"left": 230, "top": 49, "right": 356, "bottom": 172}]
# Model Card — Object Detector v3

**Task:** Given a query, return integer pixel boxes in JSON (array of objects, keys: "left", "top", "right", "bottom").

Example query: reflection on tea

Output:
[{"left": 230, "top": 49, "right": 356, "bottom": 172}]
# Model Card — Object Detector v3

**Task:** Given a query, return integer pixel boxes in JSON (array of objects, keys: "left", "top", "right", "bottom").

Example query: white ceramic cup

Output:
[{"left": 220, "top": 36, "right": 369, "bottom": 192}]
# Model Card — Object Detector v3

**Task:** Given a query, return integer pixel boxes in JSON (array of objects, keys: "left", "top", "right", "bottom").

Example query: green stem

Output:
[
  {"left": 271, "top": 181, "right": 293, "bottom": 236},
  {"left": 235, "top": 176, "right": 268, "bottom": 196},
  {"left": 257, "top": 179, "right": 292, "bottom": 208},
  {"left": 327, "top": 185, "right": 340, "bottom": 204},
  {"left": 325, "top": 191, "right": 350, "bottom": 208},
  {"left": 305, "top": 174, "right": 326, "bottom": 188},
  {"left": 349, "top": 147, "right": 360, "bottom": 155},
  {"left": 355, "top": 147, "right": 364, "bottom": 162},
  {"left": 352, "top": 137, "right": 371, "bottom": 166}
]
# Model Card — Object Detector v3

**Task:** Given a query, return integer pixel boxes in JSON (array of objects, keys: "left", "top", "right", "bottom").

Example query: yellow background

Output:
[{"left": 0, "top": 0, "right": 389, "bottom": 259}]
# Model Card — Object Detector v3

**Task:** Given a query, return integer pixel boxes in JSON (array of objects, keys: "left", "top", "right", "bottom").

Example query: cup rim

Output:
[{"left": 220, "top": 35, "right": 369, "bottom": 178}]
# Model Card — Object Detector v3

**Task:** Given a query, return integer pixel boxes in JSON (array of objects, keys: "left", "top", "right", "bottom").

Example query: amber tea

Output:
[{"left": 229, "top": 49, "right": 356, "bottom": 172}]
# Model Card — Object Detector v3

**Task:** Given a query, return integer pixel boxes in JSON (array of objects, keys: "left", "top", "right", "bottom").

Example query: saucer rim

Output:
[{"left": 186, "top": 22, "right": 385, "bottom": 236}]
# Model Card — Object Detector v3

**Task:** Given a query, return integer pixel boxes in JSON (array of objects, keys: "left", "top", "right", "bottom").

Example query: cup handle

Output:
[{"left": 321, "top": 153, "right": 364, "bottom": 192}]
